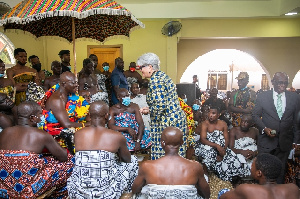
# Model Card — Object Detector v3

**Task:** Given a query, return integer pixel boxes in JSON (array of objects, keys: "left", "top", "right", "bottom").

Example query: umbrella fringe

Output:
[
  {"left": 0, "top": 9, "right": 145, "bottom": 29},
  {"left": 1, "top": 28, "right": 144, "bottom": 44}
]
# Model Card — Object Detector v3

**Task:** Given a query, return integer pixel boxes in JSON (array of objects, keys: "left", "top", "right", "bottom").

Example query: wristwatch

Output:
[{"left": 136, "top": 139, "right": 140, "bottom": 143}]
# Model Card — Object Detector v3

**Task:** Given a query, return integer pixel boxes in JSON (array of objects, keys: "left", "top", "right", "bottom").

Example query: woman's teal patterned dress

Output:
[{"left": 147, "top": 71, "right": 187, "bottom": 160}]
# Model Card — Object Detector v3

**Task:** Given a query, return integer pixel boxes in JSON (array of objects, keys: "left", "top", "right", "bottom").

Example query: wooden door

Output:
[{"left": 88, "top": 45, "right": 122, "bottom": 72}]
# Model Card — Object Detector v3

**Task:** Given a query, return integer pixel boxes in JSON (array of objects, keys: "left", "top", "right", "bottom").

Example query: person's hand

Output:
[
  {"left": 264, "top": 127, "right": 276, "bottom": 138},
  {"left": 127, "top": 127, "right": 137, "bottom": 140},
  {"left": 216, "top": 154, "right": 223, "bottom": 162},
  {"left": 216, "top": 145, "right": 226, "bottom": 156},
  {"left": 135, "top": 142, "right": 141, "bottom": 151},
  {"left": 245, "top": 150, "right": 257, "bottom": 160},
  {"left": 293, "top": 144, "right": 300, "bottom": 151}
]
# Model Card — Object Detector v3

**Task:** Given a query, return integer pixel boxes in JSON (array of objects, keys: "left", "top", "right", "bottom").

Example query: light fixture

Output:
[{"left": 285, "top": 12, "right": 298, "bottom": 16}]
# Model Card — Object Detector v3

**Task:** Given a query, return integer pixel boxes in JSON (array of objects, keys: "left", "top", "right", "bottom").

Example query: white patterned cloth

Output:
[
  {"left": 67, "top": 150, "right": 138, "bottom": 199},
  {"left": 96, "top": 74, "right": 107, "bottom": 92},
  {"left": 195, "top": 130, "right": 246, "bottom": 181},
  {"left": 90, "top": 91, "right": 109, "bottom": 105},
  {"left": 234, "top": 137, "right": 257, "bottom": 176},
  {"left": 135, "top": 184, "right": 203, "bottom": 199},
  {"left": 131, "top": 94, "right": 151, "bottom": 130}
]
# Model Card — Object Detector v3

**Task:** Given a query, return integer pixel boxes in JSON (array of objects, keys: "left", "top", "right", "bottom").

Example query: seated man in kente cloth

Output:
[
  {"left": 68, "top": 101, "right": 138, "bottom": 198},
  {"left": 0, "top": 101, "right": 74, "bottom": 199},
  {"left": 78, "top": 58, "right": 108, "bottom": 104},
  {"left": 229, "top": 114, "right": 258, "bottom": 178},
  {"left": 40, "top": 72, "right": 89, "bottom": 153},
  {"left": 108, "top": 88, "right": 151, "bottom": 153},
  {"left": 219, "top": 153, "right": 299, "bottom": 199},
  {"left": 132, "top": 127, "right": 210, "bottom": 199}
]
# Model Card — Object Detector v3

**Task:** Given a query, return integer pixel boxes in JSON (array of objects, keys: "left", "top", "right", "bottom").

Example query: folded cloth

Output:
[
  {"left": 0, "top": 150, "right": 74, "bottom": 199},
  {"left": 67, "top": 150, "right": 138, "bottom": 199},
  {"left": 135, "top": 184, "right": 203, "bottom": 199}
]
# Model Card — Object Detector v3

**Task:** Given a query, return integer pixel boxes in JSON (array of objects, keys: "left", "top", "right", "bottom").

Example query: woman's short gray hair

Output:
[{"left": 136, "top": 53, "right": 160, "bottom": 71}]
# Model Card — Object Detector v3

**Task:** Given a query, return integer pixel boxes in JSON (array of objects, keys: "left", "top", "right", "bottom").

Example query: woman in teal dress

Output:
[{"left": 137, "top": 52, "right": 187, "bottom": 160}]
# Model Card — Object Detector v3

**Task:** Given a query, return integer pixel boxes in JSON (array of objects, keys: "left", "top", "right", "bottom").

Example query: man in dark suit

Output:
[{"left": 252, "top": 72, "right": 300, "bottom": 183}]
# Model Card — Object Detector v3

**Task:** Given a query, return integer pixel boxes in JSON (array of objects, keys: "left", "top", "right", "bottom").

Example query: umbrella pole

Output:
[{"left": 72, "top": 17, "right": 76, "bottom": 75}]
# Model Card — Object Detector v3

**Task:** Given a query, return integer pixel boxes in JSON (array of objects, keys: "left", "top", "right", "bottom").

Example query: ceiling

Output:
[{"left": 1, "top": 0, "right": 300, "bottom": 19}]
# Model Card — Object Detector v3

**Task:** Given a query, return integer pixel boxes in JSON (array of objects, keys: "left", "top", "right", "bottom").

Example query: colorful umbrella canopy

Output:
[
  {"left": 0, "top": 0, "right": 144, "bottom": 42},
  {"left": 0, "top": 0, "right": 145, "bottom": 73}
]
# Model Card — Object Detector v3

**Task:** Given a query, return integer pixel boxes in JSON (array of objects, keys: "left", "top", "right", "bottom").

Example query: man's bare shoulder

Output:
[
  {"left": 217, "top": 119, "right": 227, "bottom": 127},
  {"left": 230, "top": 127, "right": 239, "bottom": 134}
]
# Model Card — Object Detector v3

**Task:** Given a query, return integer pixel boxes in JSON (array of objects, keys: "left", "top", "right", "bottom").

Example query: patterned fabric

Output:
[
  {"left": 131, "top": 94, "right": 151, "bottom": 130},
  {"left": 179, "top": 97, "right": 195, "bottom": 147},
  {"left": 114, "top": 112, "right": 151, "bottom": 151},
  {"left": 96, "top": 73, "right": 107, "bottom": 92},
  {"left": 0, "top": 150, "right": 74, "bottom": 199},
  {"left": 127, "top": 76, "right": 138, "bottom": 93},
  {"left": 285, "top": 156, "right": 300, "bottom": 186},
  {"left": 90, "top": 91, "right": 109, "bottom": 105},
  {"left": 195, "top": 130, "right": 246, "bottom": 181},
  {"left": 67, "top": 150, "right": 138, "bottom": 199},
  {"left": 0, "top": 0, "right": 144, "bottom": 43},
  {"left": 26, "top": 82, "right": 45, "bottom": 104},
  {"left": 276, "top": 94, "right": 283, "bottom": 119},
  {"left": 234, "top": 137, "right": 257, "bottom": 177},
  {"left": 136, "top": 184, "right": 203, "bottom": 199},
  {"left": 41, "top": 84, "right": 89, "bottom": 150},
  {"left": 147, "top": 71, "right": 187, "bottom": 160},
  {"left": 13, "top": 72, "right": 35, "bottom": 105},
  {"left": 0, "top": 85, "right": 13, "bottom": 98},
  {"left": 231, "top": 88, "right": 255, "bottom": 127},
  {"left": 218, "top": 188, "right": 231, "bottom": 199}
]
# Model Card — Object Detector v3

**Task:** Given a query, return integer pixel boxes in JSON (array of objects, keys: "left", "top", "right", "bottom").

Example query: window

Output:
[
  {"left": 0, "top": 32, "right": 15, "bottom": 65},
  {"left": 207, "top": 71, "right": 227, "bottom": 90}
]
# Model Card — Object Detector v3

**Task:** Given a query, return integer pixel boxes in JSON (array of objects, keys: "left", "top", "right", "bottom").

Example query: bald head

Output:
[
  {"left": 89, "top": 101, "right": 109, "bottom": 118},
  {"left": 117, "top": 88, "right": 129, "bottom": 98},
  {"left": 60, "top": 71, "right": 75, "bottom": 83},
  {"left": 161, "top": 127, "right": 183, "bottom": 147},
  {"left": 17, "top": 101, "right": 41, "bottom": 118}
]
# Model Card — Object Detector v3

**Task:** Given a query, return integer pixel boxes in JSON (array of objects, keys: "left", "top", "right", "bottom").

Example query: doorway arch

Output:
[{"left": 180, "top": 49, "right": 271, "bottom": 92}]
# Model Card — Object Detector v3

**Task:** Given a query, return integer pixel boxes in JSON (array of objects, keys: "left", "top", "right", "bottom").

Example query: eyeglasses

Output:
[{"left": 139, "top": 64, "right": 149, "bottom": 69}]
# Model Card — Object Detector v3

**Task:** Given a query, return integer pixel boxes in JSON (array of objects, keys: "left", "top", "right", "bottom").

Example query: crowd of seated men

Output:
[{"left": 0, "top": 47, "right": 299, "bottom": 198}]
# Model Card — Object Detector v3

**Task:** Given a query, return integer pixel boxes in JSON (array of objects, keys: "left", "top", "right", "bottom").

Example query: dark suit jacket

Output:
[{"left": 252, "top": 90, "right": 300, "bottom": 152}]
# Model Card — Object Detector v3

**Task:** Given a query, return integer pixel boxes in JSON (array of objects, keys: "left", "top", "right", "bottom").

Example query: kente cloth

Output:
[
  {"left": 234, "top": 137, "right": 257, "bottom": 177},
  {"left": 231, "top": 88, "right": 255, "bottom": 127},
  {"left": 13, "top": 72, "right": 35, "bottom": 105},
  {"left": 67, "top": 150, "right": 138, "bottom": 199},
  {"left": 0, "top": 150, "right": 74, "bottom": 199},
  {"left": 96, "top": 74, "right": 108, "bottom": 92},
  {"left": 131, "top": 94, "right": 151, "bottom": 130},
  {"left": 194, "top": 130, "right": 245, "bottom": 181},
  {"left": 41, "top": 84, "right": 89, "bottom": 150},
  {"left": 147, "top": 71, "right": 187, "bottom": 160},
  {"left": 90, "top": 91, "right": 109, "bottom": 105},
  {"left": 179, "top": 97, "right": 195, "bottom": 147},
  {"left": 26, "top": 82, "right": 45, "bottom": 104},
  {"left": 114, "top": 112, "right": 151, "bottom": 151},
  {"left": 285, "top": 156, "right": 300, "bottom": 185},
  {"left": 0, "top": 85, "right": 13, "bottom": 98},
  {"left": 135, "top": 184, "right": 203, "bottom": 199}
]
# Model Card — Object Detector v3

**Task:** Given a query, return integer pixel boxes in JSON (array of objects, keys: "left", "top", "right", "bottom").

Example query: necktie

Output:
[{"left": 277, "top": 94, "right": 283, "bottom": 119}]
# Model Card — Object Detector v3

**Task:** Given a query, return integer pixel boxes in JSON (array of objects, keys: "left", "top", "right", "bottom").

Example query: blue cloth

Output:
[{"left": 111, "top": 67, "right": 128, "bottom": 104}]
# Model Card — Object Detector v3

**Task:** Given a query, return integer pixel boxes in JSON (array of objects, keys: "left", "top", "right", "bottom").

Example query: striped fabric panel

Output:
[{"left": 1, "top": 0, "right": 127, "bottom": 20}]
